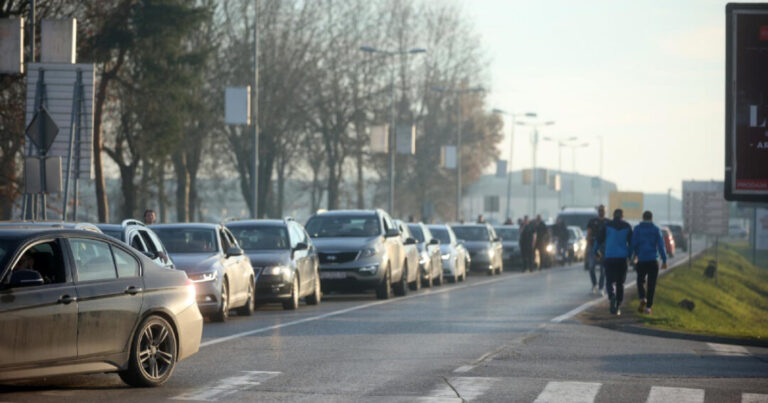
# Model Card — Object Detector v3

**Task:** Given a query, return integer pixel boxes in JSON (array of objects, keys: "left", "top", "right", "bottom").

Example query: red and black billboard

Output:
[{"left": 726, "top": 3, "right": 768, "bottom": 202}]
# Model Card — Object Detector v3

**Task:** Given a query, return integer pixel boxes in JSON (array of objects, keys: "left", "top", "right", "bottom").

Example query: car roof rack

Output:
[{"left": 121, "top": 219, "right": 146, "bottom": 228}]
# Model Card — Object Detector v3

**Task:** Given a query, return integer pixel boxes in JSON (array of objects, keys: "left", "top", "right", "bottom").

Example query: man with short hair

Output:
[
  {"left": 520, "top": 215, "right": 536, "bottom": 271},
  {"left": 596, "top": 208, "right": 633, "bottom": 315},
  {"left": 586, "top": 205, "right": 607, "bottom": 294},
  {"left": 631, "top": 210, "right": 668, "bottom": 315},
  {"left": 143, "top": 209, "right": 157, "bottom": 225}
]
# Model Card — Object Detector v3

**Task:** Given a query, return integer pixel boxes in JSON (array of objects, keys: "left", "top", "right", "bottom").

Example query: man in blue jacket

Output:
[
  {"left": 595, "top": 208, "right": 633, "bottom": 315},
  {"left": 631, "top": 211, "right": 668, "bottom": 315}
]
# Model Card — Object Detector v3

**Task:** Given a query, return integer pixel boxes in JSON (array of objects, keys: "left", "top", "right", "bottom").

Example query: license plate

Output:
[{"left": 320, "top": 271, "right": 348, "bottom": 279}]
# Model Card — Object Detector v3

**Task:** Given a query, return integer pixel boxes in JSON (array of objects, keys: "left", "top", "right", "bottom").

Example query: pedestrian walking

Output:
[
  {"left": 143, "top": 209, "right": 157, "bottom": 225},
  {"left": 534, "top": 215, "right": 549, "bottom": 268},
  {"left": 554, "top": 217, "right": 569, "bottom": 264},
  {"left": 586, "top": 205, "right": 607, "bottom": 294},
  {"left": 520, "top": 216, "right": 536, "bottom": 271},
  {"left": 631, "top": 211, "right": 668, "bottom": 315},
  {"left": 595, "top": 208, "right": 633, "bottom": 315}
]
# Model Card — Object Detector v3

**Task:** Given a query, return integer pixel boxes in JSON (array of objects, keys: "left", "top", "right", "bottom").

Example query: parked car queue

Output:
[{"left": 0, "top": 210, "right": 522, "bottom": 388}]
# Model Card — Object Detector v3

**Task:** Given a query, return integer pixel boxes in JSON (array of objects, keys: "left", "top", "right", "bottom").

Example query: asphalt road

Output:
[{"left": 2, "top": 241, "right": 767, "bottom": 402}]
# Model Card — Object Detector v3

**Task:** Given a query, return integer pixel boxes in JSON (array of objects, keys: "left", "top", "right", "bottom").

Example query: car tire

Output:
[
  {"left": 306, "top": 269, "right": 322, "bottom": 305},
  {"left": 283, "top": 275, "right": 300, "bottom": 310},
  {"left": 235, "top": 277, "right": 256, "bottom": 316},
  {"left": 118, "top": 315, "right": 177, "bottom": 387},
  {"left": 393, "top": 263, "right": 408, "bottom": 296},
  {"left": 409, "top": 264, "right": 421, "bottom": 291},
  {"left": 211, "top": 279, "right": 229, "bottom": 322},
  {"left": 376, "top": 265, "right": 392, "bottom": 299}
]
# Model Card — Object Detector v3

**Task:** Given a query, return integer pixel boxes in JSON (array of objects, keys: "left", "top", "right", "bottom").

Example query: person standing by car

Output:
[
  {"left": 586, "top": 205, "right": 607, "bottom": 294},
  {"left": 631, "top": 211, "right": 668, "bottom": 315},
  {"left": 595, "top": 208, "right": 633, "bottom": 316},
  {"left": 520, "top": 216, "right": 536, "bottom": 271},
  {"left": 144, "top": 209, "right": 157, "bottom": 225},
  {"left": 534, "top": 215, "right": 549, "bottom": 268}
]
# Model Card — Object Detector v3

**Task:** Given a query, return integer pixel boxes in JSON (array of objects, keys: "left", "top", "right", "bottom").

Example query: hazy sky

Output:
[{"left": 460, "top": 0, "right": 741, "bottom": 197}]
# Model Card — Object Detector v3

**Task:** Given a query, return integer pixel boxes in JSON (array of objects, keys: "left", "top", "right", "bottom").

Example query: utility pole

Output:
[
  {"left": 251, "top": 0, "right": 260, "bottom": 218},
  {"left": 517, "top": 119, "right": 555, "bottom": 215},
  {"left": 493, "top": 109, "right": 537, "bottom": 220}
]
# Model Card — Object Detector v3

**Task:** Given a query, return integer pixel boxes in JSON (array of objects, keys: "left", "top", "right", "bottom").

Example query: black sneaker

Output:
[{"left": 609, "top": 296, "right": 617, "bottom": 314}]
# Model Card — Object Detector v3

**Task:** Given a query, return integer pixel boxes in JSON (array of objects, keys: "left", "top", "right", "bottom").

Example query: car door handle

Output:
[
  {"left": 124, "top": 286, "right": 143, "bottom": 295},
  {"left": 58, "top": 294, "right": 77, "bottom": 304}
]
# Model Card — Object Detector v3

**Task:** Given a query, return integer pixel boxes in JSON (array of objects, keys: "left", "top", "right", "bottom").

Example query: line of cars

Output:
[{"left": 0, "top": 210, "right": 517, "bottom": 387}]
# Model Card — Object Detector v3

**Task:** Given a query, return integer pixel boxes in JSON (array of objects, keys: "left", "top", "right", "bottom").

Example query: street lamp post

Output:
[
  {"left": 493, "top": 109, "right": 536, "bottom": 221},
  {"left": 565, "top": 142, "right": 589, "bottom": 205},
  {"left": 360, "top": 46, "right": 426, "bottom": 214},
  {"left": 542, "top": 135, "right": 578, "bottom": 209},
  {"left": 516, "top": 120, "right": 554, "bottom": 216},
  {"left": 433, "top": 86, "right": 484, "bottom": 221}
]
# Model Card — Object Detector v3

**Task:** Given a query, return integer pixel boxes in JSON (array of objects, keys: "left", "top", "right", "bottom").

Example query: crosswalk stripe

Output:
[
  {"left": 171, "top": 371, "right": 282, "bottom": 401},
  {"left": 533, "top": 381, "right": 601, "bottom": 403},
  {"left": 646, "top": 386, "right": 704, "bottom": 403},
  {"left": 707, "top": 342, "right": 750, "bottom": 356},
  {"left": 743, "top": 393, "right": 768, "bottom": 403}
]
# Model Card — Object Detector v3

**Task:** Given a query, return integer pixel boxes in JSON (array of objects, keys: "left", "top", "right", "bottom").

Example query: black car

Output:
[
  {"left": 0, "top": 228, "right": 202, "bottom": 386},
  {"left": 451, "top": 223, "right": 503, "bottom": 275},
  {"left": 152, "top": 223, "right": 256, "bottom": 322},
  {"left": 304, "top": 209, "right": 407, "bottom": 299},
  {"left": 226, "top": 218, "right": 321, "bottom": 310},
  {"left": 406, "top": 222, "right": 442, "bottom": 288},
  {"left": 97, "top": 220, "right": 174, "bottom": 270},
  {"left": 494, "top": 225, "right": 521, "bottom": 269}
]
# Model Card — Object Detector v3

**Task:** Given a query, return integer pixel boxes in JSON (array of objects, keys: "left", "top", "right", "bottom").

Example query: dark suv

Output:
[
  {"left": 97, "top": 220, "right": 174, "bottom": 270},
  {"left": 304, "top": 209, "right": 407, "bottom": 299},
  {"left": 226, "top": 218, "right": 321, "bottom": 310}
]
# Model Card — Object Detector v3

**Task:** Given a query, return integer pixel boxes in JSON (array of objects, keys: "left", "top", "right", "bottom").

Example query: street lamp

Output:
[
  {"left": 359, "top": 46, "right": 427, "bottom": 214},
  {"left": 542, "top": 135, "right": 578, "bottom": 209},
  {"left": 433, "top": 85, "right": 485, "bottom": 221},
  {"left": 564, "top": 142, "right": 589, "bottom": 205},
  {"left": 492, "top": 109, "right": 537, "bottom": 221},
  {"left": 516, "top": 119, "right": 555, "bottom": 216}
]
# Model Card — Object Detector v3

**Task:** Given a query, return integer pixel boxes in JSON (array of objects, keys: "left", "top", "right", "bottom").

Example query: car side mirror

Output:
[
  {"left": 385, "top": 229, "right": 400, "bottom": 238},
  {"left": 404, "top": 237, "right": 417, "bottom": 245},
  {"left": 294, "top": 242, "right": 309, "bottom": 251},
  {"left": 226, "top": 247, "right": 244, "bottom": 257},
  {"left": 429, "top": 238, "right": 440, "bottom": 245},
  {"left": 9, "top": 269, "right": 44, "bottom": 288}
]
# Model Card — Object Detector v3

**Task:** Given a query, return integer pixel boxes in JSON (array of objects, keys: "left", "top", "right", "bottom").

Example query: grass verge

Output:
[{"left": 640, "top": 242, "right": 768, "bottom": 340}]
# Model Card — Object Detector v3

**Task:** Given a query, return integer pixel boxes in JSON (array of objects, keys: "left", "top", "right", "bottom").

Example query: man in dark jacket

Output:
[
  {"left": 595, "top": 208, "right": 633, "bottom": 315},
  {"left": 586, "top": 205, "right": 607, "bottom": 294},
  {"left": 631, "top": 211, "right": 668, "bottom": 315},
  {"left": 520, "top": 216, "right": 536, "bottom": 271},
  {"left": 535, "top": 215, "right": 550, "bottom": 268}
]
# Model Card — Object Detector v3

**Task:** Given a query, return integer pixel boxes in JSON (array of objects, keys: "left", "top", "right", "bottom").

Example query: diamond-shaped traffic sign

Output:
[{"left": 25, "top": 107, "right": 59, "bottom": 152}]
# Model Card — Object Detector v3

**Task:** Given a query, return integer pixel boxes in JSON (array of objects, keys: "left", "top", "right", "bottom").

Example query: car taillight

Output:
[{"left": 186, "top": 279, "right": 196, "bottom": 306}]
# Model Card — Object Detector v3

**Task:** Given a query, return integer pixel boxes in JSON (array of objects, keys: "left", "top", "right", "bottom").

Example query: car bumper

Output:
[
  {"left": 318, "top": 259, "right": 385, "bottom": 291},
  {"left": 254, "top": 274, "right": 293, "bottom": 301},
  {"left": 176, "top": 303, "right": 203, "bottom": 361},
  {"left": 192, "top": 280, "right": 222, "bottom": 314}
]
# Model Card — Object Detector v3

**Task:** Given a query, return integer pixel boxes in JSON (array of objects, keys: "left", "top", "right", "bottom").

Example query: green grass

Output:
[
  {"left": 727, "top": 241, "right": 768, "bottom": 270},
  {"left": 640, "top": 242, "right": 768, "bottom": 340}
]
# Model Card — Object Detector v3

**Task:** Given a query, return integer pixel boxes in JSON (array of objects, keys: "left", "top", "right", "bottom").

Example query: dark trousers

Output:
[
  {"left": 604, "top": 258, "right": 628, "bottom": 306},
  {"left": 521, "top": 246, "right": 534, "bottom": 271},
  {"left": 636, "top": 260, "right": 659, "bottom": 308}
]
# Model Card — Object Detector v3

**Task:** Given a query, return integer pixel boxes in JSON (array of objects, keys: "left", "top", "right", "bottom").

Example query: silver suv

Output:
[{"left": 97, "top": 220, "right": 174, "bottom": 269}]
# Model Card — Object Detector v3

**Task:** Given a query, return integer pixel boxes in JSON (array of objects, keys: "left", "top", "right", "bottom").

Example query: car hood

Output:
[
  {"left": 168, "top": 253, "right": 221, "bottom": 274},
  {"left": 245, "top": 250, "right": 291, "bottom": 267},
  {"left": 502, "top": 241, "right": 519, "bottom": 249},
  {"left": 463, "top": 241, "right": 491, "bottom": 252},
  {"left": 311, "top": 236, "right": 380, "bottom": 252}
]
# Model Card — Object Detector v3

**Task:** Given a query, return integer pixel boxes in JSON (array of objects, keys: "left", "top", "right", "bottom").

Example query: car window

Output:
[
  {"left": 112, "top": 246, "right": 139, "bottom": 277},
  {"left": 408, "top": 225, "right": 424, "bottom": 242},
  {"left": 10, "top": 240, "right": 67, "bottom": 285},
  {"left": 288, "top": 223, "right": 301, "bottom": 248},
  {"left": 153, "top": 228, "right": 218, "bottom": 253},
  {"left": 138, "top": 230, "right": 158, "bottom": 253},
  {"left": 429, "top": 227, "right": 451, "bottom": 244},
  {"left": 229, "top": 225, "right": 291, "bottom": 250},
  {"left": 224, "top": 229, "right": 239, "bottom": 248},
  {"left": 495, "top": 228, "right": 519, "bottom": 241},
  {"left": 70, "top": 238, "right": 118, "bottom": 282},
  {"left": 305, "top": 215, "right": 380, "bottom": 238},
  {"left": 452, "top": 226, "right": 490, "bottom": 241},
  {"left": 129, "top": 232, "right": 147, "bottom": 252}
]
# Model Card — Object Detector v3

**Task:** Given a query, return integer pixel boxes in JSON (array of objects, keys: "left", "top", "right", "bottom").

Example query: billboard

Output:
[
  {"left": 725, "top": 4, "right": 768, "bottom": 201},
  {"left": 609, "top": 191, "right": 643, "bottom": 220}
]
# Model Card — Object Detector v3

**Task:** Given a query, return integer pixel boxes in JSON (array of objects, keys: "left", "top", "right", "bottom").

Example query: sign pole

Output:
[
  {"left": 754, "top": 207, "right": 758, "bottom": 266},
  {"left": 37, "top": 70, "right": 48, "bottom": 220},
  {"left": 62, "top": 71, "right": 81, "bottom": 220}
]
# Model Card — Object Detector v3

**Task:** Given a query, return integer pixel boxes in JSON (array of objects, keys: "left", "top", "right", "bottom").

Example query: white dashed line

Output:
[
  {"left": 171, "top": 371, "right": 281, "bottom": 401},
  {"left": 646, "top": 386, "right": 704, "bottom": 403},
  {"left": 452, "top": 365, "right": 475, "bottom": 373},
  {"left": 742, "top": 392, "right": 768, "bottom": 403},
  {"left": 534, "top": 381, "right": 602, "bottom": 403}
]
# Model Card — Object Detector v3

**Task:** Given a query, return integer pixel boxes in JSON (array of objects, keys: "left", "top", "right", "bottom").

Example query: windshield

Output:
[
  {"left": 495, "top": 228, "right": 519, "bottom": 241},
  {"left": 429, "top": 228, "right": 451, "bottom": 244},
  {"left": 408, "top": 225, "right": 425, "bottom": 242},
  {"left": 153, "top": 228, "right": 218, "bottom": 254},
  {"left": 229, "top": 226, "right": 290, "bottom": 250},
  {"left": 305, "top": 215, "right": 380, "bottom": 238},
  {"left": 452, "top": 226, "right": 489, "bottom": 242},
  {"left": 558, "top": 213, "right": 597, "bottom": 230}
]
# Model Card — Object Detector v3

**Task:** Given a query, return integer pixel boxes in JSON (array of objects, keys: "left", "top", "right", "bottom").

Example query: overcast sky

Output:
[{"left": 460, "top": 0, "right": 741, "bottom": 197}]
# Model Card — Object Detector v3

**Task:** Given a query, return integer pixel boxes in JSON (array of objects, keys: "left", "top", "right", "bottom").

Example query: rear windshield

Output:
[
  {"left": 229, "top": 226, "right": 290, "bottom": 250},
  {"left": 557, "top": 213, "right": 597, "bottom": 230},
  {"left": 305, "top": 215, "right": 380, "bottom": 238},
  {"left": 153, "top": 228, "right": 218, "bottom": 254},
  {"left": 430, "top": 228, "right": 451, "bottom": 244},
  {"left": 452, "top": 226, "right": 489, "bottom": 241},
  {"left": 495, "top": 228, "right": 519, "bottom": 241},
  {"left": 408, "top": 225, "right": 425, "bottom": 242}
]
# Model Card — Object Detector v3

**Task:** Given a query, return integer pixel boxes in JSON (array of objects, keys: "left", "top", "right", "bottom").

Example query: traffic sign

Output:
[
  {"left": 24, "top": 107, "right": 59, "bottom": 152},
  {"left": 683, "top": 185, "right": 729, "bottom": 235}
]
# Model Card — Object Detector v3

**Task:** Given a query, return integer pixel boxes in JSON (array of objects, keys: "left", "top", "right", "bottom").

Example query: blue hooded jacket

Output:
[
  {"left": 595, "top": 218, "right": 632, "bottom": 259},
  {"left": 631, "top": 221, "right": 667, "bottom": 264}
]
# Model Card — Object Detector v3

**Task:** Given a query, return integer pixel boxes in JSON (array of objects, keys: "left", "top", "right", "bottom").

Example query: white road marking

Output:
[
  {"left": 448, "top": 377, "right": 499, "bottom": 402},
  {"left": 199, "top": 272, "right": 544, "bottom": 348},
  {"left": 743, "top": 393, "right": 768, "bottom": 403},
  {"left": 551, "top": 256, "right": 688, "bottom": 323},
  {"left": 533, "top": 381, "right": 602, "bottom": 403},
  {"left": 707, "top": 342, "right": 750, "bottom": 356},
  {"left": 452, "top": 365, "right": 475, "bottom": 373},
  {"left": 171, "top": 371, "right": 281, "bottom": 401},
  {"left": 646, "top": 386, "right": 704, "bottom": 403}
]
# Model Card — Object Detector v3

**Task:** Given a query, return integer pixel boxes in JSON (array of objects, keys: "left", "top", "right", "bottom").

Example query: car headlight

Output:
[
  {"left": 546, "top": 244, "right": 554, "bottom": 253},
  {"left": 357, "top": 248, "right": 378, "bottom": 259},
  {"left": 264, "top": 265, "right": 292, "bottom": 279},
  {"left": 487, "top": 248, "right": 495, "bottom": 258},
  {"left": 358, "top": 265, "right": 379, "bottom": 274},
  {"left": 189, "top": 271, "right": 217, "bottom": 282},
  {"left": 441, "top": 253, "right": 451, "bottom": 260}
]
